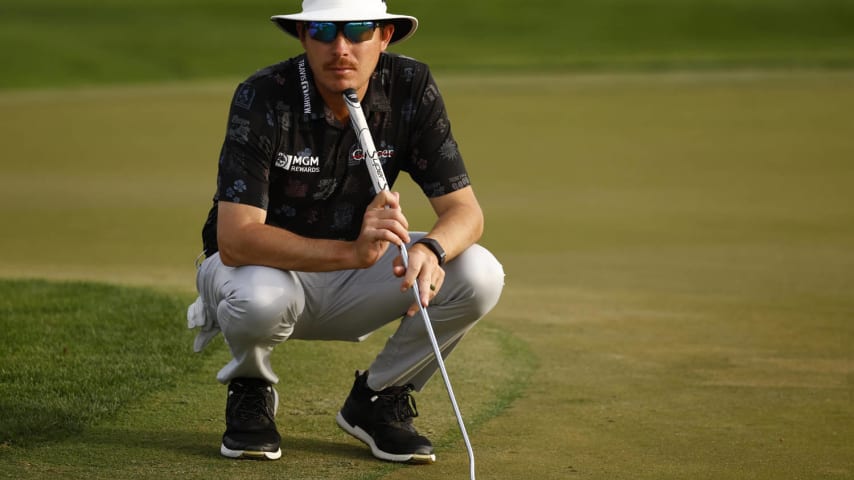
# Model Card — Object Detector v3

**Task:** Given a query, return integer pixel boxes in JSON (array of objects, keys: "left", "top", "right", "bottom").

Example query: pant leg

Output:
[
  {"left": 288, "top": 236, "right": 505, "bottom": 391},
  {"left": 192, "top": 238, "right": 504, "bottom": 391},
  {"left": 193, "top": 247, "right": 411, "bottom": 385},
  {"left": 365, "top": 243, "right": 505, "bottom": 391},
  {"left": 195, "top": 253, "right": 305, "bottom": 384}
]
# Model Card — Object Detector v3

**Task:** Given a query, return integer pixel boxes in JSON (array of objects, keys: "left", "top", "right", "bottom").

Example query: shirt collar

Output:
[
  {"left": 297, "top": 54, "right": 392, "bottom": 122},
  {"left": 363, "top": 59, "right": 392, "bottom": 114}
]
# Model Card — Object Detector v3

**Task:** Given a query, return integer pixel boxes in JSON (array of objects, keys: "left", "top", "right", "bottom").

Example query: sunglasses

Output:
[{"left": 305, "top": 21, "right": 381, "bottom": 44}]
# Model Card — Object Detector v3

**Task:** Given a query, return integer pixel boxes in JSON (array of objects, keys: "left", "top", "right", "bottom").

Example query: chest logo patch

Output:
[{"left": 275, "top": 151, "right": 320, "bottom": 173}]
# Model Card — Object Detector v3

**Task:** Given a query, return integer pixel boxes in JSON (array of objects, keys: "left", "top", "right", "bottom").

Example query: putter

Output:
[{"left": 343, "top": 88, "right": 477, "bottom": 480}]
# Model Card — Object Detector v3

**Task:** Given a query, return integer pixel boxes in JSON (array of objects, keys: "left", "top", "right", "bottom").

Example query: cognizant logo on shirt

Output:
[{"left": 275, "top": 151, "right": 320, "bottom": 173}]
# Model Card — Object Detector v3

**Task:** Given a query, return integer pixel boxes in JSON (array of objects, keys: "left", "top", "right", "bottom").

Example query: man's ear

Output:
[
  {"left": 380, "top": 24, "right": 395, "bottom": 50},
  {"left": 296, "top": 22, "right": 308, "bottom": 47}
]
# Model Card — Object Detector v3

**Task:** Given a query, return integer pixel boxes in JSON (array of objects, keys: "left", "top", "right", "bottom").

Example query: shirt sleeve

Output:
[
  {"left": 215, "top": 81, "right": 276, "bottom": 210},
  {"left": 406, "top": 70, "right": 471, "bottom": 198}
]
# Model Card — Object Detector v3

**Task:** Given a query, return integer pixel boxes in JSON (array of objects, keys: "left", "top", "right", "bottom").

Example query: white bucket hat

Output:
[{"left": 272, "top": 0, "right": 419, "bottom": 45}]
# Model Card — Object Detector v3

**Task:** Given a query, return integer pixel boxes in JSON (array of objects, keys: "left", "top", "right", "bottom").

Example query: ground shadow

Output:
[{"left": 71, "top": 426, "right": 375, "bottom": 462}]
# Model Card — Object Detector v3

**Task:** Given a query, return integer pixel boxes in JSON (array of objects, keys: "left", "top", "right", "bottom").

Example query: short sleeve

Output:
[
  {"left": 215, "top": 81, "right": 277, "bottom": 210},
  {"left": 406, "top": 71, "right": 471, "bottom": 198}
]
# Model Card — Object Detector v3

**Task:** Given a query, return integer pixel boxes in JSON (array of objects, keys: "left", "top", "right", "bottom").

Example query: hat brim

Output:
[{"left": 271, "top": 13, "right": 418, "bottom": 45}]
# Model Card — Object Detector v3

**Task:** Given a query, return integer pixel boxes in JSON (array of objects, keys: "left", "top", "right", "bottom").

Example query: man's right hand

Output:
[
  {"left": 353, "top": 191, "right": 410, "bottom": 268},
  {"left": 216, "top": 192, "right": 410, "bottom": 272}
]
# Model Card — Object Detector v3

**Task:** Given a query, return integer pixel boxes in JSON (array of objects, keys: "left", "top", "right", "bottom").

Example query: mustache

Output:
[{"left": 325, "top": 60, "right": 358, "bottom": 69}]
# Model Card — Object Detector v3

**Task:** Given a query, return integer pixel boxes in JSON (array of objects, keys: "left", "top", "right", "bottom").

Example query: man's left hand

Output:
[{"left": 393, "top": 244, "right": 445, "bottom": 316}]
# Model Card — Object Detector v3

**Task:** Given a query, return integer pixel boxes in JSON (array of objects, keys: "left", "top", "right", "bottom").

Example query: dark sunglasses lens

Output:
[
  {"left": 306, "top": 21, "right": 378, "bottom": 43},
  {"left": 344, "top": 21, "right": 378, "bottom": 43},
  {"left": 307, "top": 22, "right": 337, "bottom": 42}
]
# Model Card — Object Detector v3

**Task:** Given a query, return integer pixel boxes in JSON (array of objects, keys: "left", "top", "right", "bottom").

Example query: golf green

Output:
[{"left": 2, "top": 71, "right": 852, "bottom": 478}]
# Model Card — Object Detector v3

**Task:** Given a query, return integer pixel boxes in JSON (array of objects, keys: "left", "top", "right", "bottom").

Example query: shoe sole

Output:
[
  {"left": 335, "top": 412, "right": 436, "bottom": 464},
  {"left": 220, "top": 443, "right": 282, "bottom": 460}
]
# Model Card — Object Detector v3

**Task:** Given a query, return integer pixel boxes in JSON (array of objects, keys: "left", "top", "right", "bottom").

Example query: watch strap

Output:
[{"left": 414, "top": 237, "right": 446, "bottom": 266}]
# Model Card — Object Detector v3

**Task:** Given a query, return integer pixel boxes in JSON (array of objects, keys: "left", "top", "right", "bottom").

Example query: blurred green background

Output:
[{"left": 2, "top": 0, "right": 854, "bottom": 89}]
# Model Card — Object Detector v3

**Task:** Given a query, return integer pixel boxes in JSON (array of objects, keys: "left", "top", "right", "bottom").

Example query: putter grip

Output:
[
  {"left": 342, "top": 88, "right": 409, "bottom": 269},
  {"left": 342, "top": 88, "right": 388, "bottom": 194}
]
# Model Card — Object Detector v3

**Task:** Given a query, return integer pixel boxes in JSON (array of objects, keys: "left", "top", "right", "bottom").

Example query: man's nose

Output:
[{"left": 329, "top": 32, "right": 351, "bottom": 55}]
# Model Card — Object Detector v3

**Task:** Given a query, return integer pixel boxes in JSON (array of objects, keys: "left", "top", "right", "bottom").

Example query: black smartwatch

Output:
[{"left": 415, "top": 237, "right": 446, "bottom": 266}]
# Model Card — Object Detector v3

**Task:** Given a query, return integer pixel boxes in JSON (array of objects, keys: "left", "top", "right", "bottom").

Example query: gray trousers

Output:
[{"left": 187, "top": 233, "right": 504, "bottom": 392}]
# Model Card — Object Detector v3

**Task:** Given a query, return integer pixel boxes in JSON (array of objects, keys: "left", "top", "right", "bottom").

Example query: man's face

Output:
[{"left": 299, "top": 21, "right": 394, "bottom": 99}]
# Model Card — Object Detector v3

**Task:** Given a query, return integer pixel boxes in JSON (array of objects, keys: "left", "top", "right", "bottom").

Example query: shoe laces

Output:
[
  {"left": 229, "top": 382, "right": 274, "bottom": 422},
  {"left": 373, "top": 384, "right": 419, "bottom": 423}
]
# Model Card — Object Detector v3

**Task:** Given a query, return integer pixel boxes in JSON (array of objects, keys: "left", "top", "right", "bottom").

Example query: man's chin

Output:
[
  {"left": 319, "top": 74, "right": 361, "bottom": 93},
  {"left": 332, "top": 81, "right": 358, "bottom": 94}
]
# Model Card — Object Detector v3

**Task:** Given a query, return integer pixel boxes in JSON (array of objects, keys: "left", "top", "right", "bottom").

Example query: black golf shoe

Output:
[
  {"left": 336, "top": 370, "right": 435, "bottom": 463},
  {"left": 220, "top": 377, "right": 282, "bottom": 460}
]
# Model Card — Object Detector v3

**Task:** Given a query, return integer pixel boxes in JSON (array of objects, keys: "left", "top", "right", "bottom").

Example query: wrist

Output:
[{"left": 414, "top": 237, "right": 446, "bottom": 266}]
